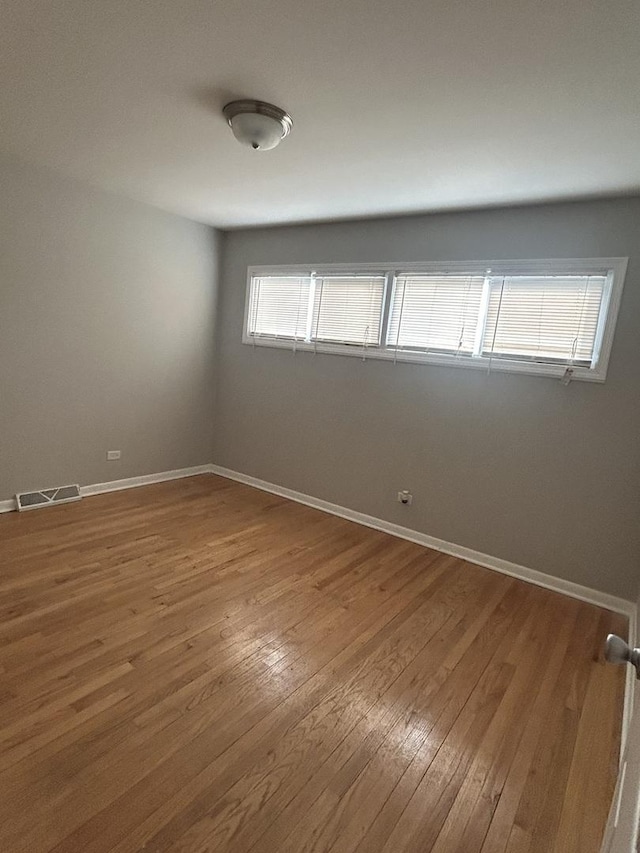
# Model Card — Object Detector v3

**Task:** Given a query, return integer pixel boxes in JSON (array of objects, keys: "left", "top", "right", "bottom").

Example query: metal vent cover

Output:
[{"left": 16, "top": 484, "right": 81, "bottom": 512}]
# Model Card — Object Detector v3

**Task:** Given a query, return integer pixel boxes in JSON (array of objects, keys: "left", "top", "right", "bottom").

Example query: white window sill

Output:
[{"left": 242, "top": 336, "right": 606, "bottom": 382}]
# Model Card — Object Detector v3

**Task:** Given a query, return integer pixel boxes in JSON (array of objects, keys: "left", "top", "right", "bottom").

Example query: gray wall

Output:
[
  {"left": 0, "top": 156, "right": 219, "bottom": 499},
  {"left": 2, "top": 159, "right": 636, "bottom": 600},
  {"left": 214, "top": 199, "right": 640, "bottom": 600}
]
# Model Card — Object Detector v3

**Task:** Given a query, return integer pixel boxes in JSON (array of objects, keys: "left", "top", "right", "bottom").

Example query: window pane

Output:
[
  {"left": 312, "top": 276, "right": 385, "bottom": 345},
  {"left": 482, "top": 276, "right": 605, "bottom": 364},
  {"left": 248, "top": 276, "right": 311, "bottom": 339},
  {"left": 387, "top": 275, "right": 484, "bottom": 353}
]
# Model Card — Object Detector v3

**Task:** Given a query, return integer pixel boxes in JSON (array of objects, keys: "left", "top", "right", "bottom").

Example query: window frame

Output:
[{"left": 243, "top": 258, "right": 628, "bottom": 382}]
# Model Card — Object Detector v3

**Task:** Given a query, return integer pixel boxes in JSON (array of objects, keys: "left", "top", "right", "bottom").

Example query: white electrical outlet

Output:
[
  {"left": 106, "top": 450, "right": 121, "bottom": 461},
  {"left": 397, "top": 490, "right": 413, "bottom": 505}
]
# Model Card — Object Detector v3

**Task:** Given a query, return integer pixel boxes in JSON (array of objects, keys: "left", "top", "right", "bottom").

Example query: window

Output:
[
  {"left": 387, "top": 275, "right": 485, "bottom": 354},
  {"left": 244, "top": 259, "right": 627, "bottom": 382},
  {"left": 481, "top": 276, "right": 604, "bottom": 365},
  {"left": 248, "top": 273, "right": 386, "bottom": 347},
  {"left": 248, "top": 276, "right": 311, "bottom": 340},
  {"left": 312, "top": 275, "right": 385, "bottom": 346}
]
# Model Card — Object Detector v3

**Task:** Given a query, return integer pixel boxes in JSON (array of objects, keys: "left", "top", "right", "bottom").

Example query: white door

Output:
[{"left": 601, "top": 656, "right": 640, "bottom": 851}]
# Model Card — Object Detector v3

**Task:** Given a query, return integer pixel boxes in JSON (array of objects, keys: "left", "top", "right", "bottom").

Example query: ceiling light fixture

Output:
[{"left": 222, "top": 99, "right": 293, "bottom": 151}]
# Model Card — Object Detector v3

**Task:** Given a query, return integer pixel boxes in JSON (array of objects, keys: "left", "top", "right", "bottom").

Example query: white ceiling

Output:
[{"left": 2, "top": 0, "right": 640, "bottom": 228}]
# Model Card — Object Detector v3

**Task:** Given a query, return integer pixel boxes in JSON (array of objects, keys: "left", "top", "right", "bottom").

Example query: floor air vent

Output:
[{"left": 16, "top": 484, "right": 81, "bottom": 512}]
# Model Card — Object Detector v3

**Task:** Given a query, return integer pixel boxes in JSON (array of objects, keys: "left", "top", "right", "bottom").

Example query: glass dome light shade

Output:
[
  {"left": 223, "top": 100, "right": 293, "bottom": 152},
  {"left": 229, "top": 112, "right": 284, "bottom": 151}
]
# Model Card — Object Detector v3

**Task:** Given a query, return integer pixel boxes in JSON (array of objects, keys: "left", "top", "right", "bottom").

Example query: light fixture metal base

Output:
[{"left": 222, "top": 99, "right": 293, "bottom": 139}]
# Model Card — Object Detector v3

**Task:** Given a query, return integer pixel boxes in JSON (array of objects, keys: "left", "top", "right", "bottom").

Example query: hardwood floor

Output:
[{"left": 0, "top": 474, "right": 626, "bottom": 853}]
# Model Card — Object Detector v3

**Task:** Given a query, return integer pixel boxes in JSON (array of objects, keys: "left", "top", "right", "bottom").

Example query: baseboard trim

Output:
[
  {"left": 82, "top": 465, "right": 212, "bottom": 498},
  {"left": 208, "top": 463, "right": 635, "bottom": 620},
  {"left": 0, "top": 466, "right": 211, "bottom": 513},
  {"left": 4, "top": 461, "right": 633, "bottom": 621}
]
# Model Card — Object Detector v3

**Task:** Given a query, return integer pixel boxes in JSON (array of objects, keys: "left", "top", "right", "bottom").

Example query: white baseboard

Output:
[
  {"left": 4, "top": 459, "right": 634, "bottom": 623},
  {"left": 81, "top": 465, "right": 212, "bottom": 497},
  {"left": 0, "top": 466, "right": 211, "bottom": 513},
  {"left": 208, "top": 464, "right": 635, "bottom": 620}
]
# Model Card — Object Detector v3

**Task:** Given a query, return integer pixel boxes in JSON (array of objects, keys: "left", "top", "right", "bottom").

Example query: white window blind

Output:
[
  {"left": 387, "top": 275, "right": 485, "bottom": 354},
  {"left": 248, "top": 274, "right": 386, "bottom": 346},
  {"left": 248, "top": 275, "right": 311, "bottom": 339},
  {"left": 312, "top": 275, "right": 385, "bottom": 346},
  {"left": 244, "top": 259, "right": 625, "bottom": 382},
  {"left": 482, "top": 275, "right": 605, "bottom": 365}
]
